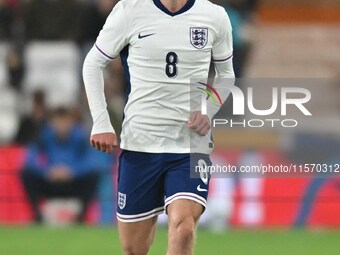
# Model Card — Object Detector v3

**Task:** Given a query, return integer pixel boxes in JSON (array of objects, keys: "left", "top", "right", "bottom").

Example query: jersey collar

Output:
[{"left": 153, "top": 0, "right": 195, "bottom": 17}]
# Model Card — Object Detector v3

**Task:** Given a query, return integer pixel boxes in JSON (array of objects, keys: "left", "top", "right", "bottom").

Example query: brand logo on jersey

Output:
[
  {"left": 118, "top": 192, "right": 126, "bottom": 209},
  {"left": 138, "top": 33, "right": 155, "bottom": 39},
  {"left": 190, "top": 27, "right": 208, "bottom": 49}
]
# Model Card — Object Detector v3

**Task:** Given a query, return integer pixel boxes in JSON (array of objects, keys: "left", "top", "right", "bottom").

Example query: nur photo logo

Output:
[
  {"left": 195, "top": 79, "right": 313, "bottom": 128},
  {"left": 196, "top": 82, "right": 222, "bottom": 115}
]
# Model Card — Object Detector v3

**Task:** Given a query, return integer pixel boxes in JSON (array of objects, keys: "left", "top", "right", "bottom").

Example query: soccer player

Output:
[{"left": 83, "top": 0, "right": 234, "bottom": 254}]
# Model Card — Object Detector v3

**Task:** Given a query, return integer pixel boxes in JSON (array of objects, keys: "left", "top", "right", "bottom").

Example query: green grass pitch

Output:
[{"left": 1, "top": 226, "right": 340, "bottom": 255}]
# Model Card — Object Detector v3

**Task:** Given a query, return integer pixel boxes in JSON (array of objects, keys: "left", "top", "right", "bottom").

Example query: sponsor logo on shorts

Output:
[{"left": 197, "top": 185, "right": 208, "bottom": 192}]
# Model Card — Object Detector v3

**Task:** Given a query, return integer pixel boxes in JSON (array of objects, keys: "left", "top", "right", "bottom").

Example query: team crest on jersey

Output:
[
  {"left": 118, "top": 192, "right": 126, "bottom": 209},
  {"left": 190, "top": 27, "right": 208, "bottom": 49}
]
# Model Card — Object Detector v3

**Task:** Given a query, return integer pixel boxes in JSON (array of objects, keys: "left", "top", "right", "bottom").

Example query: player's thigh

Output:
[
  {"left": 118, "top": 216, "right": 158, "bottom": 250},
  {"left": 117, "top": 150, "right": 165, "bottom": 222},
  {"left": 164, "top": 153, "right": 212, "bottom": 213}
]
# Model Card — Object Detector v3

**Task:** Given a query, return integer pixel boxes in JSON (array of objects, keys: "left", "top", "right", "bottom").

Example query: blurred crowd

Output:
[{"left": 1, "top": 0, "right": 127, "bottom": 144}]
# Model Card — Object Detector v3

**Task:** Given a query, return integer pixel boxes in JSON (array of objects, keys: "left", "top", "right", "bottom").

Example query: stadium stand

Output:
[
  {"left": 23, "top": 42, "right": 81, "bottom": 108},
  {"left": 0, "top": 43, "right": 9, "bottom": 86},
  {"left": 0, "top": 43, "right": 19, "bottom": 144}
]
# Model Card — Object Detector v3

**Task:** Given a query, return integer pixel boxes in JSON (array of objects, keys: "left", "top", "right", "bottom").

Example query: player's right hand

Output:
[
  {"left": 188, "top": 111, "right": 211, "bottom": 136},
  {"left": 90, "top": 133, "right": 117, "bottom": 154}
]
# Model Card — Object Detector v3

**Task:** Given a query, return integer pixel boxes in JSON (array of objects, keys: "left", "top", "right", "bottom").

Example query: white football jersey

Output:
[{"left": 94, "top": 0, "right": 233, "bottom": 154}]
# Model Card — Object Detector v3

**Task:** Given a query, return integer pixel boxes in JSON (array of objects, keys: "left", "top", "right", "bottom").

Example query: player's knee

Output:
[
  {"left": 122, "top": 244, "right": 150, "bottom": 255},
  {"left": 121, "top": 235, "right": 153, "bottom": 255},
  {"left": 170, "top": 215, "right": 196, "bottom": 244}
]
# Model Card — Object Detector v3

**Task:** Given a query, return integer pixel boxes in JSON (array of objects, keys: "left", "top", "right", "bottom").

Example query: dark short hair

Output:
[
  {"left": 50, "top": 107, "right": 73, "bottom": 118},
  {"left": 33, "top": 90, "right": 45, "bottom": 106}
]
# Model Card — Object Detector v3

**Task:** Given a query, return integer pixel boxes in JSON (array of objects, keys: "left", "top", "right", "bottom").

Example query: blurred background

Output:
[{"left": 0, "top": 0, "right": 340, "bottom": 254}]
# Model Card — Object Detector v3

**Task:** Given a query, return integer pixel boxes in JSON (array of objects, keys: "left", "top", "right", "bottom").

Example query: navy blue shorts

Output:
[{"left": 116, "top": 150, "right": 211, "bottom": 222}]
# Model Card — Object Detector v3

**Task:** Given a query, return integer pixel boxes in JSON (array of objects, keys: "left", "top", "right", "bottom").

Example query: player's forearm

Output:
[
  {"left": 82, "top": 46, "right": 115, "bottom": 135},
  {"left": 207, "top": 60, "right": 235, "bottom": 120}
]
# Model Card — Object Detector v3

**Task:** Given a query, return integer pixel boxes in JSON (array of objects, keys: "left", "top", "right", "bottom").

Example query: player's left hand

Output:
[{"left": 188, "top": 111, "right": 211, "bottom": 136}]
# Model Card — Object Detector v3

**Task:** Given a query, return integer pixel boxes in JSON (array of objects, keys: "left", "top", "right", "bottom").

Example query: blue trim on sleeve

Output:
[
  {"left": 95, "top": 43, "right": 116, "bottom": 60},
  {"left": 213, "top": 54, "right": 233, "bottom": 62},
  {"left": 153, "top": 0, "right": 195, "bottom": 17},
  {"left": 120, "top": 45, "right": 131, "bottom": 104}
]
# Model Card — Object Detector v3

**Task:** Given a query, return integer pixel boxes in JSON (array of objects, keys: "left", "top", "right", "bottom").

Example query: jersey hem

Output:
[{"left": 120, "top": 144, "right": 213, "bottom": 154}]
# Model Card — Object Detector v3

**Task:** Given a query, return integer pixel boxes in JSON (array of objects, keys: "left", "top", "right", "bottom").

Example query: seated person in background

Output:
[
  {"left": 20, "top": 107, "right": 100, "bottom": 224},
  {"left": 15, "top": 90, "right": 47, "bottom": 145}
]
